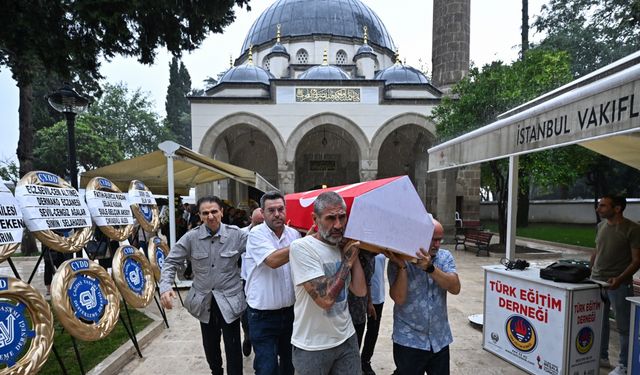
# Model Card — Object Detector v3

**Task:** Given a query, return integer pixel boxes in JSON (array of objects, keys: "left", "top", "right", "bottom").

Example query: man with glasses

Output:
[
  {"left": 244, "top": 191, "right": 301, "bottom": 375},
  {"left": 160, "top": 196, "right": 247, "bottom": 375}
]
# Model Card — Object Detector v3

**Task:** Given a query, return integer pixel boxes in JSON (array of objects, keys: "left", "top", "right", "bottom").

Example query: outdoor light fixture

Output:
[
  {"left": 321, "top": 129, "right": 328, "bottom": 146},
  {"left": 47, "top": 83, "right": 90, "bottom": 189}
]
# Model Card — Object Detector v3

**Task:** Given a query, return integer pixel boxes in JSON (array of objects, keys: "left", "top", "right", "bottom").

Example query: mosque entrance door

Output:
[
  {"left": 294, "top": 125, "right": 360, "bottom": 192},
  {"left": 208, "top": 124, "right": 278, "bottom": 205}
]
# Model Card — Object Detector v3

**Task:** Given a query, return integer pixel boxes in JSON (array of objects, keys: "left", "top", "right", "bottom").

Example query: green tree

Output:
[
  {"left": 165, "top": 57, "right": 192, "bottom": 147},
  {"left": 0, "top": 0, "right": 250, "bottom": 178},
  {"left": 87, "top": 82, "right": 169, "bottom": 158},
  {"left": 432, "top": 49, "right": 576, "bottom": 243},
  {"left": 534, "top": 0, "right": 640, "bottom": 77},
  {"left": 33, "top": 82, "right": 167, "bottom": 174},
  {"left": 33, "top": 120, "right": 124, "bottom": 177},
  {"left": 0, "top": 160, "right": 19, "bottom": 186}
]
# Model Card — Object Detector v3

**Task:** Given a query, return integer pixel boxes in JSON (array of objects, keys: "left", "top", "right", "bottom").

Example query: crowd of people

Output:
[
  {"left": 159, "top": 190, "right": 461, "bottom": 375},
  {"left": 37, "top": 189, "right": 639, "bottom": 375}
]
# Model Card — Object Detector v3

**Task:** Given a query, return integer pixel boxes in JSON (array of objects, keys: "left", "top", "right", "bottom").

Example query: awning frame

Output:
[{"left": 427, "top": 51, "right": 640, "bottom": 259}]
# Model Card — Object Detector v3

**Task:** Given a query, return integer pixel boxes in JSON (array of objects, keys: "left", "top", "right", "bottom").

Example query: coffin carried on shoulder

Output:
[{"left": 285, "top": 176, "right": 434, "bottom": 258}]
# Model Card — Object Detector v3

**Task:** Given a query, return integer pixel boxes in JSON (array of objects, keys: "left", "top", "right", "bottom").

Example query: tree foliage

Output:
[
  {"left": 0, "top": 160, "right": 19, "bottom": 186},
  {"left": 165, "top": 57, "right": 192, "bottom": 147},
  {"left": 534, "top": 0, "right": 640, "bottom": 77},
  {"left": 33, "top": 120, "right": 124, "bottom": 177},
  {"left": 33, "top": 82, "right": 166, "bottom": 175},
  {"left": 86, "top": 82, "right": 169, "bottom": 158},
  {"left": 0, "top": 0, "right": 250, "bottom": 176},
  {"left": 432, "top": 49, "right": 577, "bottom": 242}
]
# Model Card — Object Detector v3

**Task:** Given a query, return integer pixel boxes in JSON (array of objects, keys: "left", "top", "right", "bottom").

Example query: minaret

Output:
[
  {"left": 354, "top": 25, "right": 376, "bottom": 79},
  {"left": 431, "top": 0, "right": 470, "bottom": 93},
  {"left": 431, "top": 0, "right": 477, "bottom": 239}
]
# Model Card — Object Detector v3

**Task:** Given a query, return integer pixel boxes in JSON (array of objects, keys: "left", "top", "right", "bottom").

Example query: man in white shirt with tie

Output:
[{"left": 244, "top": 191, "right": 301, "bottom": 375}]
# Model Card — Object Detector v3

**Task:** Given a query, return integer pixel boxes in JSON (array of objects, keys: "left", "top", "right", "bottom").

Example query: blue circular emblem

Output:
[
  {"left": 575, "top": 326, "right": 594, "bottom": 354},
  {"left": 155, "top": 249, "right": 165, "bottom": 271},
  {"left": 124, "top": 258, "right": 145, "bottom": 295},
  {"left": 140, "top": 205, "right": 153, "bottom": 221},
  {"left": 0, "top": 301, "right": 35, "bottom": 367},
  {"left": 68, "top": 275, "right": 108, "bottom": 323},
  {"left": 505, "top": 315, "right": 537, "bottom": 352}
]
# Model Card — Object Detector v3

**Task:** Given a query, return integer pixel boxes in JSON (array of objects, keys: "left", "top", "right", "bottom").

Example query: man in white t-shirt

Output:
[
  {"left": 245, "top": 191, "right": 301, "bottom": 375},
  {"left": 289, "top": 191, "right": 366, "bottom": 375}
]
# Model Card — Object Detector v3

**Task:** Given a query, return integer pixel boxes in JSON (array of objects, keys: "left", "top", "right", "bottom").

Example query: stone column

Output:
[
  {"left": 278, "top": 161, "right": 295, "bottom": 194},
  {"left": 359, "top": 159, "right": 377, "bottom": 181},
  {"left": 436, "top": 168, "right": 458, "bottom": 240},
  {"left": 458, "top": 164, "right": 481, "bottom": 220}
]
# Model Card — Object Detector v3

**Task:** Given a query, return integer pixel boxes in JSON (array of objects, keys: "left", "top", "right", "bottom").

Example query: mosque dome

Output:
[
  {"left": 299, "top": 65, "right": 350, "bottom": 80},
  {"left": 374, "top": 64, "right": 429, "bottom": 85},
  {"left": 241, "top": 0, "right": 396, "bottom": 54},
  {"left": 218, "top": 64, "right": 274, "bottom": 85}
]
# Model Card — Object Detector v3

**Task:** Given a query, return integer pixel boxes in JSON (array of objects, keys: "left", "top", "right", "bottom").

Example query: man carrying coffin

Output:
[
  {"left": 289, "top": 191, "right": 367, "bottom": 374},
  {"left": 244, "top": 191, "right": 300, "bottom": 374},
  {"left": 160, "top": 196, "right": 247, "bottom": 375},
  {"left": 387, "top": 219, "right": 461, "bottom": 375}
]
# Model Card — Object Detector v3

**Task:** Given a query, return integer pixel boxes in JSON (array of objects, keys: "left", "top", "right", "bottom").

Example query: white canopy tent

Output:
[
  {"left": 428, "top": 51, "right": 640, "bottom": 258},
  {"left": 81, "top": 140, "right": 277, "bottom": 248}
]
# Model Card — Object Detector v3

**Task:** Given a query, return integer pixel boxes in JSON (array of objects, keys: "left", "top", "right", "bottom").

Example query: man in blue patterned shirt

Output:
[{"left": 387, "top": 218, "right": 461, "bottom": 375}]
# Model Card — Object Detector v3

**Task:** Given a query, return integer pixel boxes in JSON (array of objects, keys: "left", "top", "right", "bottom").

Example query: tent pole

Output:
[
  {"left": 167, "top": 155, "right": 177, "bottom": 249},
  {"left": 506, "top": 155, "right": 519, "bottom": 260}
]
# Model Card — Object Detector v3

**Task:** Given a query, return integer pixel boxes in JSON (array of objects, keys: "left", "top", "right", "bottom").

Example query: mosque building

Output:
[{"left": 190, "top": 0, "right": 476, "bottom": 227}]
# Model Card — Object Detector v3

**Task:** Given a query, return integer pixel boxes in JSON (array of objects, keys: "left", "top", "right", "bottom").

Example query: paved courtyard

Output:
[{"left": 1, "top": 240, "right": 620, "bottom": 374}]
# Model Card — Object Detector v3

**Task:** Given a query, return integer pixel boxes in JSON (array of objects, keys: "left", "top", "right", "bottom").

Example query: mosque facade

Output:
[{"left": 190, "top": 0, "right": 477, "bottom": 226}]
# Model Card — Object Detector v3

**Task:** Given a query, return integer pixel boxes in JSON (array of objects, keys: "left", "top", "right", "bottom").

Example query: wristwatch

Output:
[{"left": 425, "top": 264, "right": 435, "bottom": 273}]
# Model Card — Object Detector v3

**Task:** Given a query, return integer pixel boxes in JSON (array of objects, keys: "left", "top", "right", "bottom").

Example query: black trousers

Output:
[
  {"left": 393, "top": 343, "right": 450, "bottom": 375},
  {"left": 361, "top": 303, "right": 384, "bottom": 363},
  {"left": 200, "top": 297, "right": 243, "bottom": 375},
  {"left": 43, "top": 246, "right": 72, "bottom": 286}
]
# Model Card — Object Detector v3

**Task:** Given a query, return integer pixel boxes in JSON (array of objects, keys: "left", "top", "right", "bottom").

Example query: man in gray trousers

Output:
[{"left": 160, "top": 196, "right": 248, "bottom": 375}]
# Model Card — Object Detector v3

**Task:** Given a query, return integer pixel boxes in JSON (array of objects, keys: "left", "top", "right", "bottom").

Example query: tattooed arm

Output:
[{"left": 302, "top": 240, "right": 361, "bottom": 310}]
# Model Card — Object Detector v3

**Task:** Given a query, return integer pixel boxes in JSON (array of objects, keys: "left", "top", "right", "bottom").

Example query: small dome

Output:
[
  {"left": 355, "top": 44, "right": 374, "bottom": 56},
  {"left": 270, "top": 42, "right": 288, "bottom": 54},
  {"left": 218, "top": 64, "right": 274, "bottom": 85},
  {"left": 299, "top": 65, "right": 350, "bottom": 80},
  {"left": 375, "top": 64, "right": 429, "bottom": 84}
]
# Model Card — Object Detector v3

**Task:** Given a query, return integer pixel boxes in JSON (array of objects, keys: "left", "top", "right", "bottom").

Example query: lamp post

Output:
[{"left": 47, "top": 84, "right": 89, "bottom": 189}]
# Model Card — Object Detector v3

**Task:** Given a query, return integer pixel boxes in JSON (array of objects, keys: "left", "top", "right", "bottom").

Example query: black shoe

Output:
[
  {"left": 362, "top": 361, "right": 376, "bottom": 375},
  {"left": 242, "top": 338, "right": 252, "bottom": 357}
]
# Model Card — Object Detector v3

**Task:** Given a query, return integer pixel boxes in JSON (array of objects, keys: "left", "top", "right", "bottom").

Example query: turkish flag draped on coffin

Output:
[{"left": 285, "top": 176, "right": 434, "bottom": 258}]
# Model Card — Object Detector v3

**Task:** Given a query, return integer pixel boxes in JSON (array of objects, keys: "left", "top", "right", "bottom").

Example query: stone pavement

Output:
[{"left": 0, "top": 239, "right": 620, "bottom": 375}]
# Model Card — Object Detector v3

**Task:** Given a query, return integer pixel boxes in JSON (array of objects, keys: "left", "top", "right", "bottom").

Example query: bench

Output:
[
  {"left": 455, "top": 228, "right": 493, "bottom": 256},
  {"left": 454, "top": 221, "right": 483, "bottom": 249}
]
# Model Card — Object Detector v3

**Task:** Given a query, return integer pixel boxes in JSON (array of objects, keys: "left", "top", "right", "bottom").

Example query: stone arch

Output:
[
  {"left": 286, "top": 112, "right": 369, "bottom": 163},
  {"left": 370, "top": 112, "right": 436, "bottom": 162},
  {"left": 372, "top": 113, "right": 437, "bottom": 210},
  {"left": 199, "top": 112, "right": 286, "bottom": 168}
]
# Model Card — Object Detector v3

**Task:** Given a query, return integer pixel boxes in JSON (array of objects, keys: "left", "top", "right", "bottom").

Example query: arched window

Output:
[
  {"left": 263, "top": 57, "right": 270, "bottom": 70},
  {"left": 336, "top": 50, "right": 347, "bottom": 65},
  {"left": 296, "top": 49, "right": 309, "bottom": 64}
]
